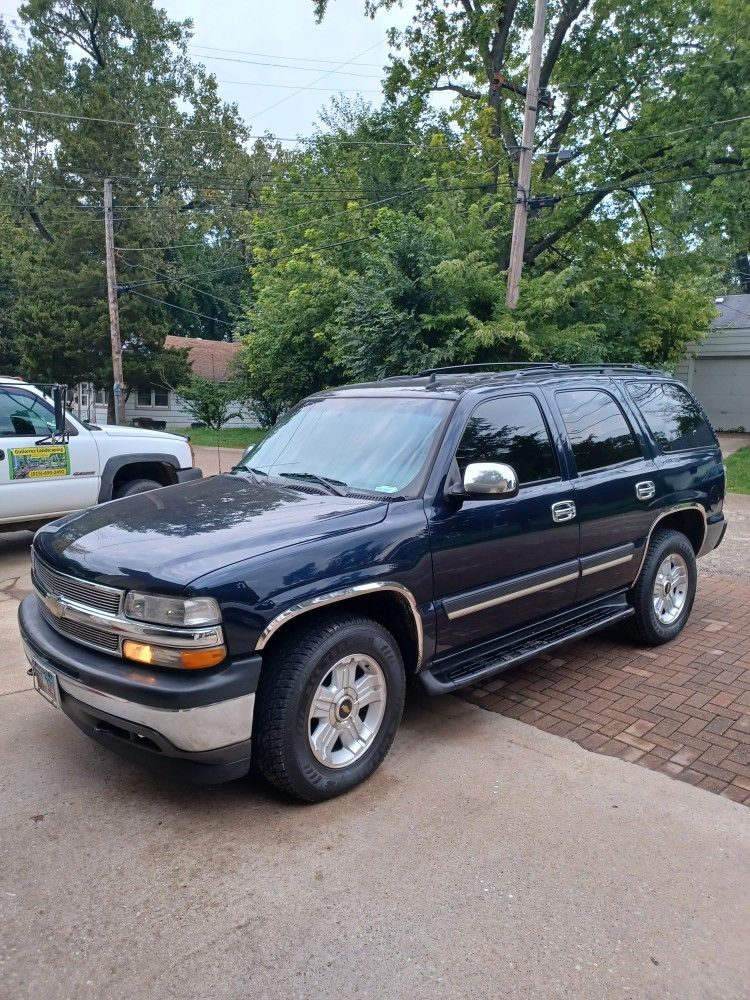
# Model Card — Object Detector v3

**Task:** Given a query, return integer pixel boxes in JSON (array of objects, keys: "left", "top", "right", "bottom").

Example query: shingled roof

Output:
[{"left": 164, "top": 336, "right": 241, "bottom": 382}]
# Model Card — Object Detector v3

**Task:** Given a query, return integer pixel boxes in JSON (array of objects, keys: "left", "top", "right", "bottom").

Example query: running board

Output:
[{"left": 420, "top": 600, "right": 634, "bottom": 694}]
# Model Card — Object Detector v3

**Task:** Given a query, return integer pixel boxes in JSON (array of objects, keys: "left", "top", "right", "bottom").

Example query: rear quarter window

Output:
[{"left": 627, "top": 381, "right": 716, "bottom": 452}]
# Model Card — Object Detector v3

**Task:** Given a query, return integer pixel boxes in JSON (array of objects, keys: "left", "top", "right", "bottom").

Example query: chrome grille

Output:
[
  {"left": 33, "top": 556, "right": 122, "bottom": 616},
  {"left": 39, "top": 602, "right": 121, "bottom": 654}
]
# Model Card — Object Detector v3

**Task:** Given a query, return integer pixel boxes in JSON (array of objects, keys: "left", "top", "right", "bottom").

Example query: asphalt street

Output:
[{"left": 0, "top": 447, "right": 748, "bottom": 999}]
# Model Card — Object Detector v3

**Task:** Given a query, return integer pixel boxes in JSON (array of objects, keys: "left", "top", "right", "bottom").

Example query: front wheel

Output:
[
  {"left": 253, "top": 613, "right": 406, "bottom": 802},
  {"left": 626, "top": 528, "right": 697, "bottom": 645},
  {"left": 113, "top": 477, "right": 162, "bottom": 499}
]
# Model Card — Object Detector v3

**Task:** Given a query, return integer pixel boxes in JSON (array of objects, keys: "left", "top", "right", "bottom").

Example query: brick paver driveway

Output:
[{"left": 464, "top": 574, "right": 750, "bottom": 804}]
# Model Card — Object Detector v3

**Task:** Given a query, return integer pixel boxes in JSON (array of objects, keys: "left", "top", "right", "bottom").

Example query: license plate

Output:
[{"left": 30, "top": 655, "right": 60, "bottom": 709}]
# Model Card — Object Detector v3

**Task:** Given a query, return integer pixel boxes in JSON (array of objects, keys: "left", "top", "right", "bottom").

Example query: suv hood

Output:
[{"left": 33, "top": 475, "right": 388, "bottom": 591}]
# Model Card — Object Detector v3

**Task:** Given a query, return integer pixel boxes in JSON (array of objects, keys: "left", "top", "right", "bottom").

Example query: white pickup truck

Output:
[{"left": 0, "top": 377, "right": 201, "bottom": 531}]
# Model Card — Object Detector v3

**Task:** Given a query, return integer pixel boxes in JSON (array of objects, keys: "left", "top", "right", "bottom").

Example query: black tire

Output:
[
  {"left": 253, "top": 613, "right": 406, "bottom": 802},
  {"left": 626, "top": 528, "right": 697, "bottom": 645},
  {"left": 113, "top": 477, "right": 162, "bottom": 499}
]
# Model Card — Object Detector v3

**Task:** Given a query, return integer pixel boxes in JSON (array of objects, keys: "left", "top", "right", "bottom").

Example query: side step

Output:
[{"left": 420, "top": 599, "right": 634, "bottom": 694}]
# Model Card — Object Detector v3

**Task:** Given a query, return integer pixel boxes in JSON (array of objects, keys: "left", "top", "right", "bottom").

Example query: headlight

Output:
[{"left": 124, "top": 592, "right": 222, "bottom": 627}]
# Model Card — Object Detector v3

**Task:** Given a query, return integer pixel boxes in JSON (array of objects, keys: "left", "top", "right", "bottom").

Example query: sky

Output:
[{"left": 0, "top": 0, "right": 418, "bottom": 139}]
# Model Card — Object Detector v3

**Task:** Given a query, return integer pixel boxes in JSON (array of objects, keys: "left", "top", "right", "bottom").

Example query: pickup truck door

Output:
[
  {"left": 427, "top": 392, "right": 579, "bottom": 659},
  {"left": 550, "top": 385, "right": 659, "bottom": 603},
  {"left": 0, "top": 385, "right": 100, "bottom": 523}
]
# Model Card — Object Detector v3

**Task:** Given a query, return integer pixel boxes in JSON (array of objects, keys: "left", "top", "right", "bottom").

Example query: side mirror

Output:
[
  {"left": 460, "top": 462, "right": 519, "bottom": 499},
  {"left": 52, "top": 384, "right": 67, "bottom": 438}
]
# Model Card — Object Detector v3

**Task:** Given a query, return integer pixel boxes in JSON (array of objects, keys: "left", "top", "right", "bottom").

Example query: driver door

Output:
[
  {"left": 427, "top": 392, "right": 580, "bottom": 658},
  {"left": 0, "top": 385, "right": 99, "bottom": 523}
]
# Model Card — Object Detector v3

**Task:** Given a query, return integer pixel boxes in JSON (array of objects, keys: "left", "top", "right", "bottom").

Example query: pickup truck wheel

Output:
[
  {"left": 113, "top": 478, "right": 162, "bottom": 499},
  {"left": 253, "top": 613, "right": 406, "bottom": 802},
  {"left": 626, "top": 529, "right": 697, "bottom": 645}
]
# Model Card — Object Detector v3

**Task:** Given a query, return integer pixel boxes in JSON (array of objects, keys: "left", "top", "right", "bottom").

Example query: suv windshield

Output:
[{"left": 236, "top": 395, "right": 452, "bottom": 496}]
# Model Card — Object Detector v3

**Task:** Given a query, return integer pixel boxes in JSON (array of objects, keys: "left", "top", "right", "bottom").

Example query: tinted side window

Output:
[
  {"left": 627, "top": 381, "right": 716, "bottom": 452},
  {"left": 0, "top": 388, "right": 55, "bottom": 437},
  {"left": 455, "top": 394, "right": 558, "bottom": 484},
  {"left": 557, "top": 389, "right": 641, "bottom": 473}
]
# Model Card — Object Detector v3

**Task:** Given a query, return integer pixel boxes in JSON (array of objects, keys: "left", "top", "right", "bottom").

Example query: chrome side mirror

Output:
[{"left": 462, "top": 462, "right": 519, "bottom": 498}]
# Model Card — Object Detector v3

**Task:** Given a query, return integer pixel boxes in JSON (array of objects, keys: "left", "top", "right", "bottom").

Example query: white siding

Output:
[{"left": 88, "top": 391, "right": 259, "bottom": 429}]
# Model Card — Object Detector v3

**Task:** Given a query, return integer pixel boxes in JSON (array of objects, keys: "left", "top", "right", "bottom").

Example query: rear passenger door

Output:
[
  {"left": 429, "top": 392, "right": 579, "bottom": 658},
  {"left": 551, "top": 386, "right": 658, "bottom": 602}
]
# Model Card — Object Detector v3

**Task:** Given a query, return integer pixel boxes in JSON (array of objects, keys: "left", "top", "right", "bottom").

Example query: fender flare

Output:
[
  {"left": 98, "top": 452, "right": 181, "bottom": 503},
  {"left": 253, "top": 581, "right": 425, "bottom": 670}
]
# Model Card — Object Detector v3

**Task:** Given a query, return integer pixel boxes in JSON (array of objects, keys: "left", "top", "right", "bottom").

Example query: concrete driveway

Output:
[{"left": 1, "top": 482, "right": 749, "bottom": 998}]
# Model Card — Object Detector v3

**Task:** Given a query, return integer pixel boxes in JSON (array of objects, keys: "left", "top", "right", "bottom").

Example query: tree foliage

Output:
[{"left": 174, "top": 373, "right": 245, "bottom": 432}]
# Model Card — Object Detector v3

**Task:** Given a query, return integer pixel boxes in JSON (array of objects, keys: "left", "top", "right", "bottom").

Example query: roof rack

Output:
[
  {"left": 415, "top": 362, "right": 662, "bottom": 379},
  {"left": 416, "top": 362, "right": 565, "bottom": 377}
]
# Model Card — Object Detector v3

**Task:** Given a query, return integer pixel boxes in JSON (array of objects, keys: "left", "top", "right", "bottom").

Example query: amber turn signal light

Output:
[{"left": 123, "top": 640, "right": 226, "bottom": 670}]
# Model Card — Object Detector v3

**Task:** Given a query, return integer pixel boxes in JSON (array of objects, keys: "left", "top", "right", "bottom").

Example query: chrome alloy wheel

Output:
[
  {"left": 653, "top": 553, "right": 689, "bottom": 625},
  {"left": 308, "top": 653, "right": 387, "bottom": 769}
]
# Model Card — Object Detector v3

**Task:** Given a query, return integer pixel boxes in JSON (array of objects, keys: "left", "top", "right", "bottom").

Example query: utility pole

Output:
[
  {"left": 103, "top": 177, "right": 126, "bottom": 425},
  {"left": 505, "top": 0, "right": 548, "bottom": 309}
]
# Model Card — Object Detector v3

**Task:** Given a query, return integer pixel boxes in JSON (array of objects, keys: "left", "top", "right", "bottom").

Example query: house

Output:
[
  {"left": 674, "top": 294, "right": 750, "bottom": 432},
  {"left": 77, "top": 336, "right": 258, "bottom": 429}
]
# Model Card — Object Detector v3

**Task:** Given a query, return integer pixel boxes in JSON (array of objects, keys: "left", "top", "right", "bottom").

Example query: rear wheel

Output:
[
  {"left": 626, "top": 529, "right": 697, "bottom": 645},
  {"left": 253, "top": 613, "right": 406, "bottom": 802},
  {"left": 113, "top": 477, "right": 162, "bottom": 499}
]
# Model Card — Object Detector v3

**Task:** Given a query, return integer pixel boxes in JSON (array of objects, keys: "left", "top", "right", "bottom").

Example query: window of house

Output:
[
  {"left": 136, "top": 386, "right": 170, "bottom": 408},
  {"left": 626, "top": 381, "right": 716, "bottom": 452},
  {"left": 556, "top": 389, "right": 641, "bottom": 473},
  {"left": 455, "top": 394, "right": 558, "bottom": 484}
]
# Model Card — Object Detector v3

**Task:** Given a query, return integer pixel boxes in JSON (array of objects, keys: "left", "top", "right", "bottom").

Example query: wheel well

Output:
[
  {"left": 654, "top": 509, "right": 705, "bottom": 554},
  {"left": 258, "top": 591, "right": 421, "bottom": 674},
  {"left": 112, "top": 461, "right": 176, "bottom": 493}
]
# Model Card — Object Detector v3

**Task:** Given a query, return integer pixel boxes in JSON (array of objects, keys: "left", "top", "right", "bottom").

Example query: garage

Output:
[{"left": 674, "top": 294, "right": 750, "bottom": 432}]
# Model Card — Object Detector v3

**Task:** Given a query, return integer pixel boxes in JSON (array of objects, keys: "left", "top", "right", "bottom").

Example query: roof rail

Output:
[
  {"left": 416, "top": 362, "right": 566, "bottom": 377},
  {"left": 415, "top": 361, "right": 664, "bottom": 379}
]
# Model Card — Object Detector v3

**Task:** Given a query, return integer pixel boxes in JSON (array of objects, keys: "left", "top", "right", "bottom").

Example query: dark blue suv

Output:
[{"left": 19, "top": 364, "right": 727, "bottom": 800}]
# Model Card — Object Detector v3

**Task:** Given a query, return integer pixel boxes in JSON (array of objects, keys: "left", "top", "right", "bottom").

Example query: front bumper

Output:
[
  {"left": 19, "top": 595, "right": 261, "bottom": 784},
  {"left": 177, "top": 466, "right": 203, "bottom": 484}
]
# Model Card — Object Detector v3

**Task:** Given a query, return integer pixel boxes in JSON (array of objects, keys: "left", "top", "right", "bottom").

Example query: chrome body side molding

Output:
[{"left": 254, "top": 581, "right": 424, "bottom": 669}]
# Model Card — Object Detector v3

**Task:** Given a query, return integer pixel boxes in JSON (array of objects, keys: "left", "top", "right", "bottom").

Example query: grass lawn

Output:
[
  {"left": 725, "top": 446, "right": 750, "bottom": 494},
  {"left": 175, "top": 426, "right": 267, "bottom": 449}
]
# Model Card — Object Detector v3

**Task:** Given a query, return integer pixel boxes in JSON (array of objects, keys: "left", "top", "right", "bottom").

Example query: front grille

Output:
[
  {"left": 39, "top": 601, "right": 121, "bottom": 654},
  {"left": 33, "top": 556, "right": 122, "bottom": 616}
]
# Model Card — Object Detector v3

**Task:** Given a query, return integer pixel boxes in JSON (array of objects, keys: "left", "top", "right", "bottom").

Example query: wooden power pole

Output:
[
  {"left": 103, "top": 177, "right": 126, "bottom": 425},
  {"left": 505, "top": 0, "right": 548, "bottom": 309}
]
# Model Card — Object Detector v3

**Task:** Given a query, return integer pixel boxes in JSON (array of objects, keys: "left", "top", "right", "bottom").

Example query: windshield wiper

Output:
[{"left": 278, "top": 471, "right": 348, "bottom": 496}]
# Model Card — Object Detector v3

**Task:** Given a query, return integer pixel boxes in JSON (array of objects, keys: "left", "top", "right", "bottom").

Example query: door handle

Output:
[
  {"left": 551, "top": 500, "right": 577, "bottom": 523},
  {"left": 635, "top": 480, "right": 656, "bottom": 501}
]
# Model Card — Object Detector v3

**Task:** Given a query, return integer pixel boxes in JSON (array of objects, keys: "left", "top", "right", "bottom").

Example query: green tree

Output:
[
  {"left": 174, "top": 373, "right": 245, "bottom": 432},
  {"left": 0, "top": 1, "right": 264, "bottom": 402}
]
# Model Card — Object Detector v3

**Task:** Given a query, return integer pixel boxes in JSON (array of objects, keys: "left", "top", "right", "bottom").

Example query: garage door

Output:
[{"left": 691, "top": 357, "right": 750, "bottom": 432}]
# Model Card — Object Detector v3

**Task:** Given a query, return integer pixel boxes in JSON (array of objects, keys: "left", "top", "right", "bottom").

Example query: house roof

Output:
[
  {"left": 713, "top": 294, "right": 750, "bottom": 330},
  {"left": 164, "top": 336, "right": 241, "bottom": 381}
]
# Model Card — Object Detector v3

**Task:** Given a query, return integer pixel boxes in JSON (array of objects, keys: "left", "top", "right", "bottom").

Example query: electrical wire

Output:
[
  {"left": 246, "top": 40, "right": 386, "bottom": 121},
  {"left": 190, "top": 53, "right": 383, "bottom": 80},
  {"left": 188, "top": 44, "right": 385, "bottom": 68},
  {"left": 122, "top": 288, "right": 234, "bottom": 327}
]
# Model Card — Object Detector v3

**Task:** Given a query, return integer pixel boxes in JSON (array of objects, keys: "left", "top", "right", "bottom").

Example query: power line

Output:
[
  {"left": 114, "top": 168, "right": 503, "bottom": 251},
  {"left": 6, "top": 106, "right": 431, "bottom": 146},
  {"left": 247, "top": 40, "right": 385, "bottom": 121},
  {"left": 215, "top": 79, "right": 381, "bottom": 93},
  {"left": 118, "top": 257, "right": 242, "bottom": 308},
  {"left": 122, "top": 288, "right": 235, "bottom": 327},
  {"left": 190, "top": 52, "right": 383, "bottom": 80},
  {"left": 189, "top": 44, "right": 385, "bottom": 68}
]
